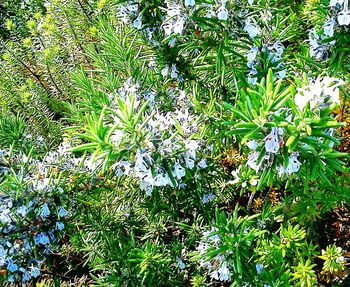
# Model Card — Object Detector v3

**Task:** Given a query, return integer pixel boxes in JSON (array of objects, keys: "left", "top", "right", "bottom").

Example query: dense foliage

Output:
[{"left": 0, "top": 0, "right": 350, "bottom": 286}]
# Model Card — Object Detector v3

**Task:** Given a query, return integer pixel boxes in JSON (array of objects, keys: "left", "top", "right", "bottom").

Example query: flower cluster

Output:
[
  {"left": 244, "top": 17, "right": 261, "bottom": 39},
  {"left": 0, "top": 144, "right": 76, "bottom": 285},
  {"left": 308, "top": 28, "right": 333, "bottom": 60},
  {"left": 309, "top": 0, "right": 350, "bottom": 59},
  {"left": 196, "top": 228, "right": 233, "bottom": 282},
  {"left": 245, "top": 131, "right": 301, "bottom": 178},
  {"left": 229, "top": 73, "right": 344, "bottom": 185},
  {"left": 294, "top": 76, "right": 342, "bottom": 112},
  {"left": 161, "top": 1, "right": 189, "bottom": 36},
  {"left": 104, "top": 77, "right": 207, "bottom": 196},
  {"left": 118, "top": 1, "right": 141, "bottom": 28},
  {"left": 330, "top": 0, "right": 350, "bottom": 26},
  {"left": 247, "top": 42, "right": 286, "bottom": 85},
  {"left": 114, "top": 111, "right": 205, "bottom": 195},
  {"left": 0, "top": 190, "right": 69, "bottom": 285}
]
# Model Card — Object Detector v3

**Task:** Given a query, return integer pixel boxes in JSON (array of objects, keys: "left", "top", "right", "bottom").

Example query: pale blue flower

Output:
[
  {"left": 276, "top": 68, "right": 287, "bottom": 79},
  {"left": 173, "top": 162, "right": 186, "bottom": 179},
  {"left": 256, "top": 263, "right": 264, "bottom": 274},
  {"left": 133, "top": 15, "right": 142, "bottom": 30},
  {"left": 202, "top": 192, "right": 216, "bottom": 204},
  {"left": 7, "top": 260, "right": 18, "bottom": 272},
  {"left": 247, "top": 46, "right": 259, "bottom": 66},
  {"left": 264, "top": 127, "right": 281, "bottom": 153},
  {"left": 30, "top": 266, "right": 40, "bottom": 278},
  {"left": 176, "top": 256, "right": 186, "bottom": 269},
  {"left": 16, "top": 205, "right": 28, "bottom": 217},
  {"left": 217, "top": 6, "right": 228, "bottom": 20},
  {"left": 323, "top": 18, "right": 336, "bottom": 37},
  {"left": 22, "top": 271, "right": 30, "bottom": 284},
  {"left": 286, "top": 152, "right": 301, "bottom": 175},
  {"left": 34, "top": 233, "right": 50, "bottom": 245},
  {"left": 49, "top": 230, "right": 56, "bottom": 241},
  {"left": 58, "top": 206, "right": 68, "bottom": 217},
  {"left": 247, "top": 140, "right": 259, "bottom": 150},
  {"left": 40, "top": 203, "right": 50, "bottom": 218},
  {"left": 198, "top": 158, "right": 207, "bottom": 169},
  {"left": 55, "top": 221, "right": 65, "bottom": 231},
  {"left": 218, "top": 261, "right": 231, "bottom": 281},
  {"left": 185, "top": 0, "right": 195, "bottom": 7},
  {"left": 244, "top": 20, "right": 260, "bottom": 38},
  {"left": 171, "top": 64, "right": 179, "bottom": 79},
  {"left": 0, "top": 245, "right": 5, "bottom": 257}
]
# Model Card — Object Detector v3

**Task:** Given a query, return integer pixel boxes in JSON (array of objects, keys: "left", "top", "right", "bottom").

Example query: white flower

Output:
[
  {"left": 330, "top": 0, "right": 345, "bottom": 6},
  {"left": 196, "top": 241, "right": 209, "bottom": 254},
  {"left": 218, "top": 262, "right": 231, "bottom": 281},
  {"left": 244, "top": 20, "right": 260, "bottom": 38},
  {"left": 277, "top": 165, "right": 285, "bottom": 177},
  {"left": 217, "top": 5, "right": 228, "bottom": 20},
  {"left": 247, "top": 140, "right": 259, "bottom": 150},
  {"left": 186, "top": 140, "right": 200, "bottom": 151},
  {"left": 173, "top": 18, "right": 186, "bottom": 34},
  {"left": 249, "top": 177, "right": 258, "bottom": 186},
  {"left": 247, "top": 46, "right": 259, "bottom": 63},
  {"left": 162, "top": 21, "right": 173, "bottom": 35},
  {"left": 246, "top": 151, "right": 261, "bottom": 172},
  {"left": 229, "top": 167, "right": 240, "bottom": 184},
  {"left": 286, "top": 152, "right": 301, "bottom": 175},
  {"left": 336, "top": 256, "right": 345, "bottom": 264},
  {"left": 210, "top": 269, "right": 219, "bottom": 280},
  {"left": 135, "top": 151, "right": 149, "bottom": 173},
  {"left": 337, "top": 8, "right": 350, "bottom": 25},
  {"left": 294, "top": 91, "right": 311, "bottom": 111},
  {"left": 323, "top": 18, "right": 336, "bottom": 37},
  {"left": 185, "top": 157, "right": 195, "bottom": 169},
  {"left": 295, "top": 76, "right": 343, "bottom": 111},
  {"left": 140, "top": 178, "right": 154, "bottom": 196},
  {"left": 264, "top": 127, "right": 281, "bottom": 153},
  {"left": 154, "top": 173, "right": 170, "bottom": 187},
  {"left": 174, "top": 162, "right": 186, "bottom": 179},
  {"left": 198, "top": 158, "right": 208, "bottom": 169},
  {"left": 248, "top": 0, "right": 254, "bottom": 4}
]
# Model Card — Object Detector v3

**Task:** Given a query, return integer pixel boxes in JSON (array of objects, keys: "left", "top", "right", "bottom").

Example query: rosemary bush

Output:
[{"left": 0, "top": 0, "right": 349, "bottom": 286}]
